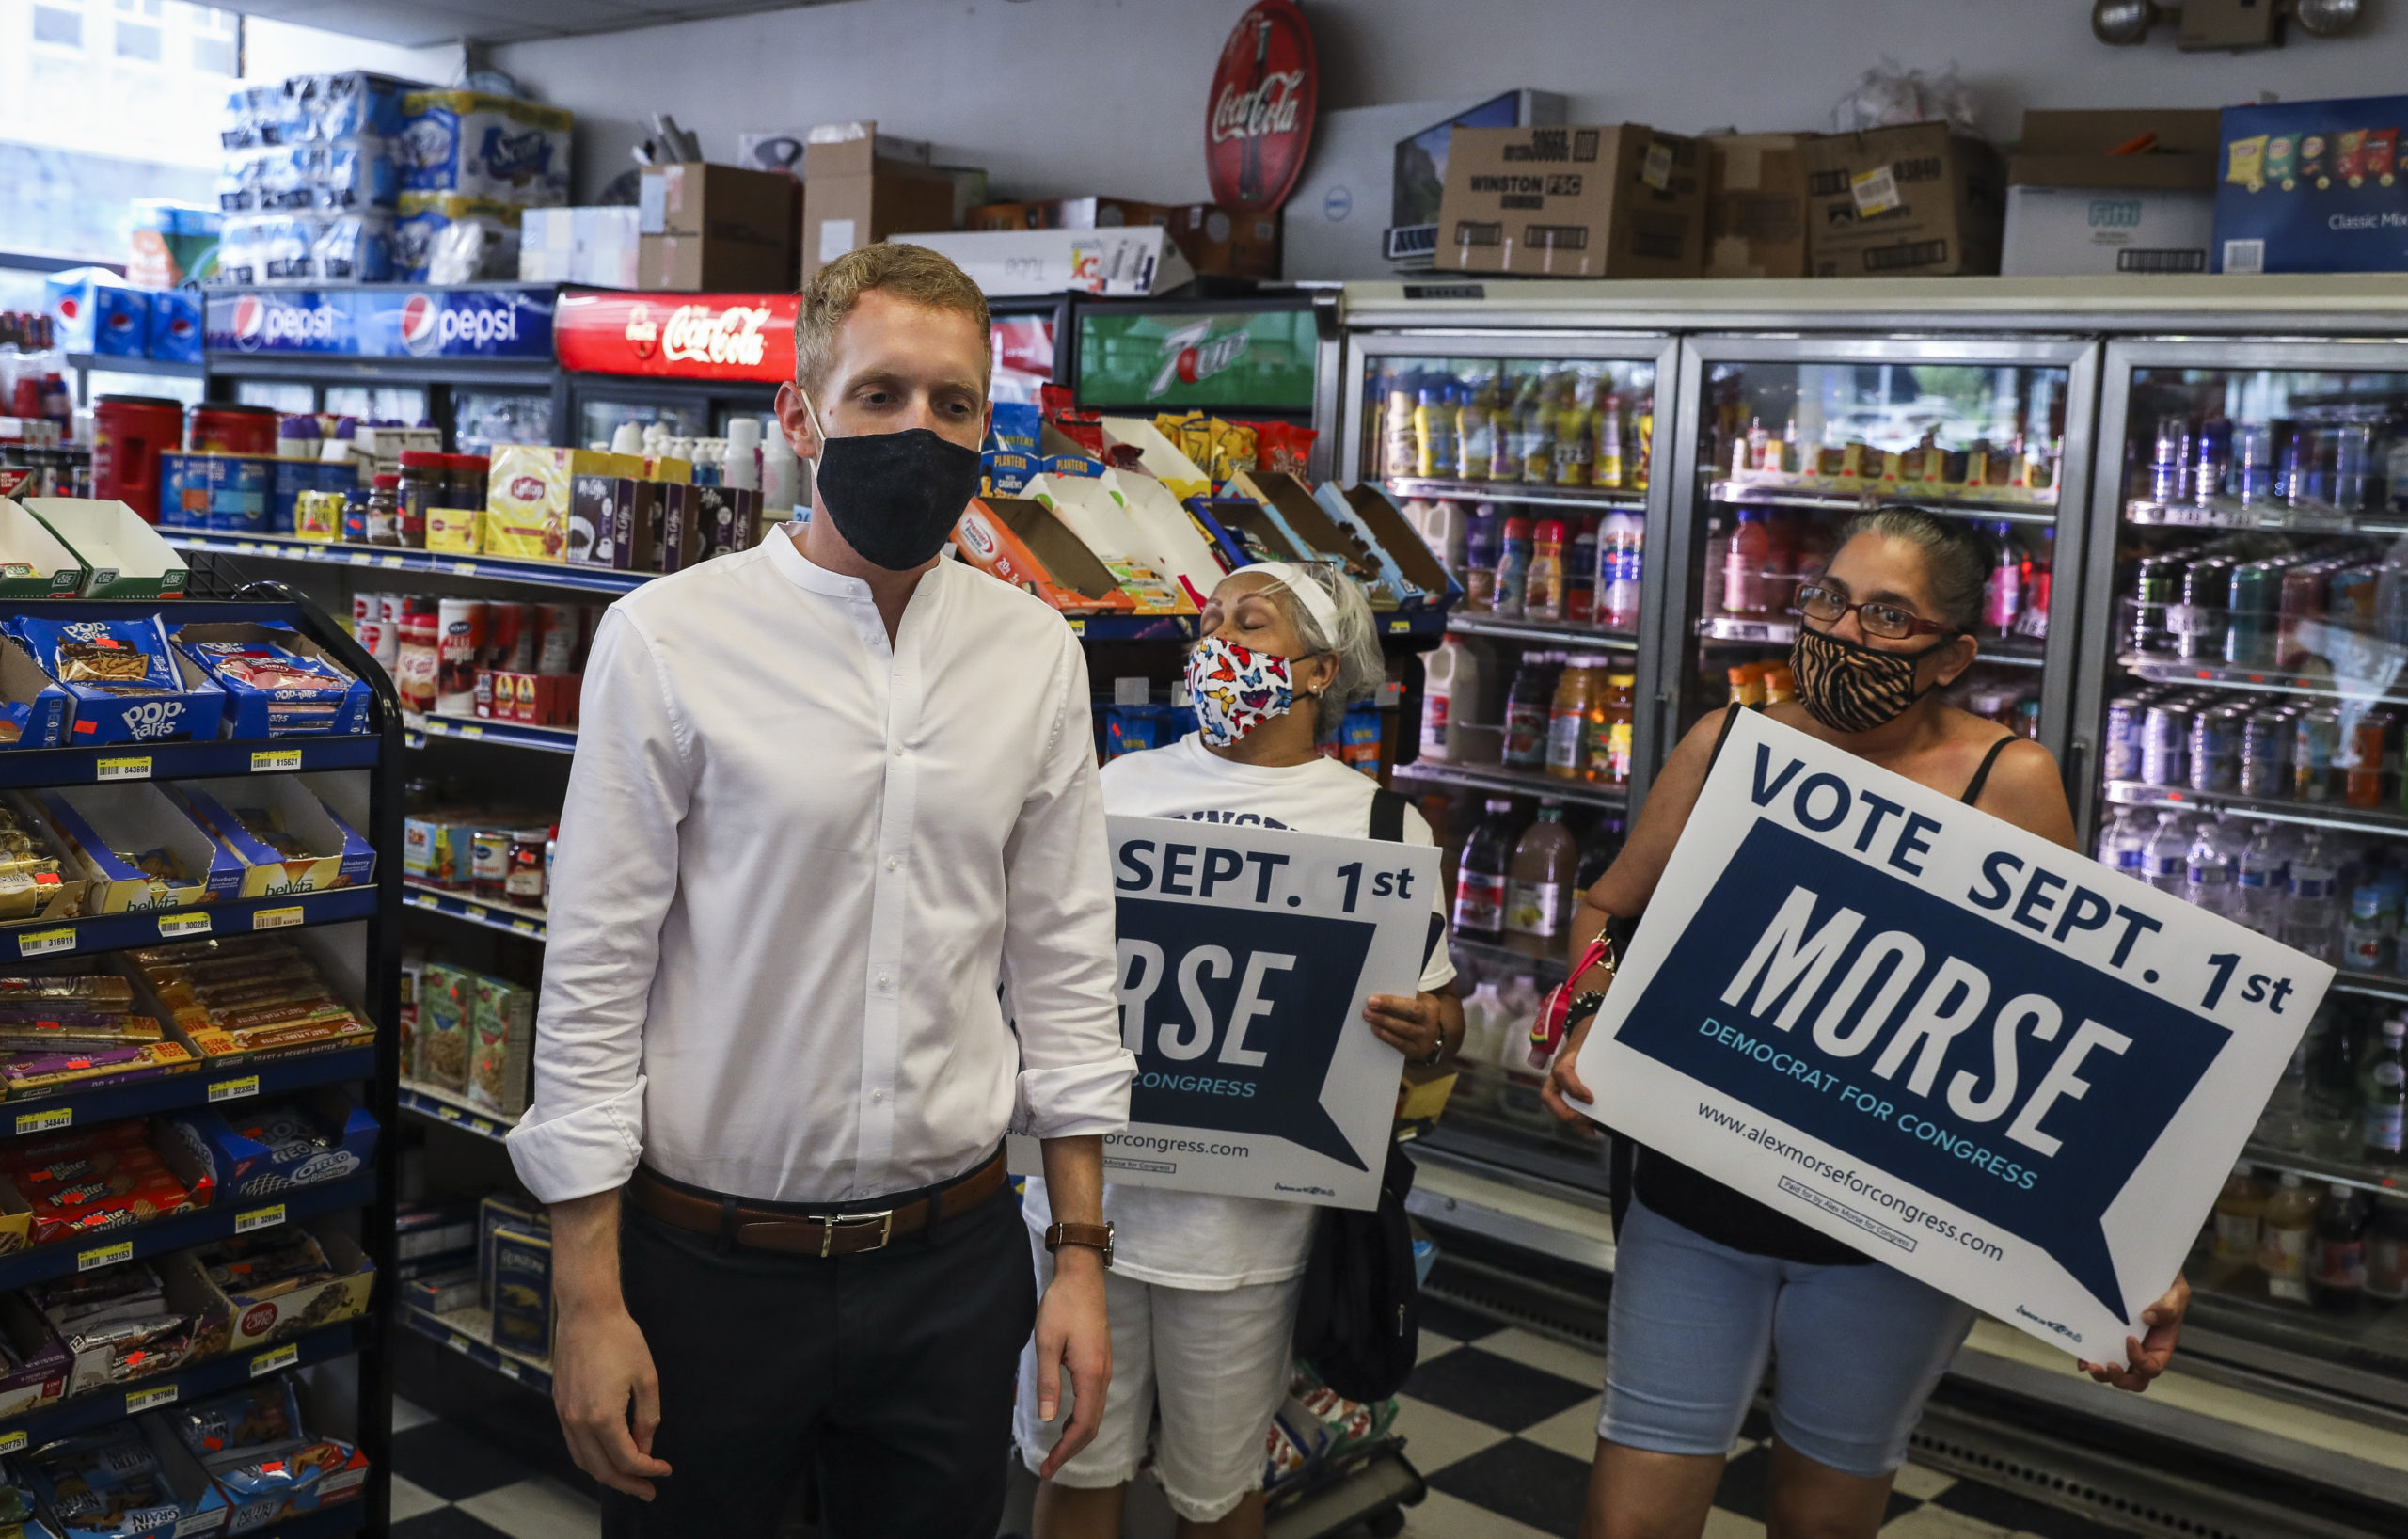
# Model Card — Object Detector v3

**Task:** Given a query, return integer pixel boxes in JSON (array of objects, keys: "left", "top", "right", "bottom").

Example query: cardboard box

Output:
[
  {"left": 2214, "top": 95, "right": 2408, "bottom": 274},
  {"left": 167, "top": 1088, "right": 379, "bottom": 1201},
  {"left": 478, "top": 1192, "right": 547, "bottom": 1311},
  {"left": 1318, "top": 481, "right": 1460, "bottom": 611},
  {"left": 175, "top": 1223, "right": 374, "bottom": 1353},
  {"left": 696, "top": 484, "right": 762, "bottom": 562},
  {"left": 46, "top": 1252, "right": 230, "bottom": 1399},
  {"left": 160, "top": 453, "right": 274, "bottom": 534},
  {"left": 467, "top": 974, "right": 533, "bottom": 1119},
  {"left": 0, "top": 498, "right": 86, "bottom": 597},
  {"left": 25, "top": 1410, "right": 233, "bottom": 1539},
  {"left": 893, "top": 228, "right": 1196, "bottom": 297},
  {"left": 564, "top": 474, "right": 631, "bottom": 565},
  {"left": 168, "top": 621, "right": 372, "bottom": 738},
  {"left": 1101, "top": 468, "right": 1229, "bottom": 609},
  {"left": 638, "top": 232, "right": 797, "bottom": 294},
  {"left": 1160, "top": 202, "right": 1282, "bottom": 280},
  {"left": 489, "top": 1222, "right": 554, "bottom": 1358},
  {"left": 487, "top": 447, "right": 642, "bottom": 563},
  {"left": 165, "top": 774, "right": 376, "bottom": 898},
  {"left": 0, "top": 631, "right": 74, "bottom": 751},
  {"left": 1186, "top": 497, "right": 1310, "bottom": 569},
  {"left": 965, "top": 197, "right": 1168, "bottom": 231},
  {"left": 22, "top": 499, "right": 189, "bottom": 598},
  {"left": 1225, "top": 471, "right": 1400, "bottom": 608},
  {"left": 953, "top": 498, "right": 1142, "bottom": 618},
  {"left": 1022, "top": 474, "right": 1194, "bottom": 615},
  {"left": 419, "top": 962, "right": 470, "bottom": 1094},
  {"left": 1705, "top": 133, "right": 1815, "bottom": 278},
  {"left": 1804, "top": 122, "right": 2004, "bottom": 278},
  {"left": 638, "top": 162, "right": 799, "bottom": 245},
  {"left": 10, "top": 613, "right": 225, "bottom": 747},
  {"left": 655, "top": 482, "right": 703, "bottom": 573},
  {"left": 425, "top": 505, "right": 482, "bottom": 553},
  {"left": 40, "top": 782, "right": 243, "bottom": 912},
  {"left": 801, "top": 123, "right": 961, "bottom": 282},
  {"left": 43, "top": 267, "right": 149, "bottom": 357},
  {"left": 2000, "top": 109, "right": 2220, "bottom": 277},
  {"left": 585, "top": 480, "right": 659, "bottom": 571},
  {"left": 1097, "top": 419, "right": 1212, "bottom": 501},
  {"left": 1434, "top": 124, "right": 1704, "bottom": 278}
]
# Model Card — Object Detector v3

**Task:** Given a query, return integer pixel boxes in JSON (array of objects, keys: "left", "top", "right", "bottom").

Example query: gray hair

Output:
[
  {"left": 1259, "top": 561, "right": 1384, "bottom": 735},
  {"left": 1835, "top": 506, "right": 1995, "bottom": 634}
]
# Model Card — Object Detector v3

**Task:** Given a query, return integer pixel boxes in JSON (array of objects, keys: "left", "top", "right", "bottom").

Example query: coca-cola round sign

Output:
[{"left": 1205, "top": 0, "right": 1317, "bottom": 214}]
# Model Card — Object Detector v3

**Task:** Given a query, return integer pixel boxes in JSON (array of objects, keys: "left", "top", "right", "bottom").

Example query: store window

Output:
[
  {"left": 31, "top": 8, "right": 81, "bottom": 48},
  {"left": 115, "top": 19, "right": 162, "bottom": 61}
]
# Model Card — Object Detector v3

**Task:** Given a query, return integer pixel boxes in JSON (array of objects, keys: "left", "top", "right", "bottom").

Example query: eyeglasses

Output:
[{"left": 1794, "top": 582, "right": 1956, "bottom": 641}]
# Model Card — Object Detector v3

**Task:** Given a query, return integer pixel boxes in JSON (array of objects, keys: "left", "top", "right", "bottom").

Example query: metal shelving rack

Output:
[{"left": 0, "top": 585, "right": 402, "bottom": 1535}]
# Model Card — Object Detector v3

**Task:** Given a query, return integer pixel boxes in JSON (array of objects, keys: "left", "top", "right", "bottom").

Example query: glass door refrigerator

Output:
[
  {"left": 1339, "top": 316, "right": 1680, "bottom": 1198},
  {"left": 1659, "top": 334, "right": 2101, "bottom": 785},
  {"left": 2074, "top": 335, "right": 2408, "bottom": 1470}
]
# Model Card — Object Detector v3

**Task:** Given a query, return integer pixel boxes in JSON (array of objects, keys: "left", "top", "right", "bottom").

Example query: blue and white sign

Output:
[
  {"left": 1012, "top": 815, "right": 1436, "bottom": 1211},
  {"left": 205, "top": 286, "right": 554, "bottom": 360},
  {"left": 1573, "top": 711, "right": 2327, "bottom": 1362}
]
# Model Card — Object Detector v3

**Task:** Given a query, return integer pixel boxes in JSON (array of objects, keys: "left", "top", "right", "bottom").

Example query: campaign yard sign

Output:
[
  {"left": 1572, "top": 710, "right": 2329, "bottom": 1364},
  {"left": 1012, "top": 815, "right": 1438, "bottom": 1210}
]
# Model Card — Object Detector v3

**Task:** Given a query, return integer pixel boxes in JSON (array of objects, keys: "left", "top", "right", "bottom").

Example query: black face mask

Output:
[
  {"left": 808, "top": 404, "right": 983, "bottom": 572},
  {"left": 1789, "top": 626, "right": 1956, "bottom": 735}
]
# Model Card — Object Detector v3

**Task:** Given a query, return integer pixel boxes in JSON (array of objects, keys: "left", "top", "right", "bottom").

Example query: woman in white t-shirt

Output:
[{"left": 1019, "top": 560, "right": 1464, "bottom": 1539}]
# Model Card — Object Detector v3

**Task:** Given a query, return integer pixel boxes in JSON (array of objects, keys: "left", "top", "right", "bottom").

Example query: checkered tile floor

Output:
[
  {"left": 1394, "top": 1295, "right": 2139, "bottom": 1539},
  {"left": 388, "top": 1398, "right": 603, "bottom": 1539}
]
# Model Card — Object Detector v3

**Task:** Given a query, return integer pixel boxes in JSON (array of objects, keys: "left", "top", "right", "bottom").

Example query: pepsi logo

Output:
[
  {"left": 400, "top": 292, "right": 440, "bottom": 354},
  {"left": 232, "top": 294, "right": 266, "bottom": 342},
  {"left": 55, "top": 297, "right": 79, "bottom": 322},
  {"left": 400, "top": 294, "right": 521, "bottom": 357}
]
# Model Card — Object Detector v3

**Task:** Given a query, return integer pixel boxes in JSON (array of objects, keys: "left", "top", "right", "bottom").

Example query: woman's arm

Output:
[
  {"left": 1971, "top": 738, "right": 2081, "bottom": 852},
  {"left": 1364, "top": 980, "right": 1463, "bottom": 1063}
]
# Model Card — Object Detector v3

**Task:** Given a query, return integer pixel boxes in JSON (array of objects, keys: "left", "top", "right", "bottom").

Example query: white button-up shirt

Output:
[{"left": 506, "top": 531, "right": 1133, "bottom": 1205}]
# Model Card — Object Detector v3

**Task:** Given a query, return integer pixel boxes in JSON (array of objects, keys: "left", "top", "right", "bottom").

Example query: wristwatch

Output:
[
  {"left": 1412, "top": 1034, "right": 1449, "bottom": 1068},
  {"left": 1045, "top": 1220, "right": 1116, "bottom": 1269}
]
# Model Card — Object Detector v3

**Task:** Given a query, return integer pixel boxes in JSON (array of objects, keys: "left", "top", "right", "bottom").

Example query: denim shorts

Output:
[{"left": 1598, "top": 1198, "right": 1977, "bottom": 1478}]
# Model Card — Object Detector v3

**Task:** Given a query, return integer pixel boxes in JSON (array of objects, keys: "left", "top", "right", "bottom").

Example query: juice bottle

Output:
[
  {"left": 2364, "top": 1014, "right": 2408, "bottom": 1163},
  {"left": 1599, "top": 511, "right": 1643, "bottom": 630},
  {"left": 1728, "top": 662, "right": 1766, "bottom": 706},
  {"left": 1456, "top": 382, "right": 1494, "bottom": 482},
  {"left": 1632, "top": 405, "right": 1654, "bottom": 491},
  {"left": 1502, "top": 651, "right": 1557, "bottom": 770},
  {"left": 1589, "top": 671, "right": 1635, "bottom": 788},
  {"left": 1552, "top": 378, "right": 1593, "bottom": 486},
  {"left": 1526, "top": 518, "right": 1567, "bottom": 622},
  {"left": 1545, "top": 657, "right": 1596, "bottom": 780},
  {"left": 2312, "top": 1182, "right": 2369, "bottom": 1314},
  {"left": 2259, "top": 1171, "right": 2318, "bottom": 1304},
  {"left": 1763, "top": 664, "right": 1796, "bottom": 705},
  {"left": 1506, "top": 801, "right": 1578, "bottom": 943},
  {"left": 1415, "top": 387, "right": 1455, "bottom": 480},
  {"left": 1520, "top": 377, "right": 1558, "bottom": 484},
  {"left": 1488, "top": 385, "right": 1521, "bottom": 482},
  {"left": 2368, "top": 1196, "right": 2408, "bottom": 1304},
  {"left": 1494, "top": 516, "right": 1533, "bottom": 619},
  {"left": 1463, "top": 503, "right": 1500, "bottom": 611},
  {"left": 1421, "top": 636, "right": 1464, "bottom": 763},
  {"left": 2211, "top": 1163, "right": 2267, "bottom": 1262},
  {"left": 1450, "top": 798, "right": 1518, "bottom": 942},
  {"left": 1565, "top": 515, "right": 1600, "bottom": 626},
  {"left": 1724, "top": 508, "right": 1769, "bottom": 616},
  {"left": 1593, "top": 390, "right": 1626, "bottom": 489}
]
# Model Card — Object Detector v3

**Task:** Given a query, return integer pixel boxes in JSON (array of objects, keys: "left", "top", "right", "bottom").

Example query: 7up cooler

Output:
[{"left": 205, "top": 285, "right": 556, "bottom": 359}]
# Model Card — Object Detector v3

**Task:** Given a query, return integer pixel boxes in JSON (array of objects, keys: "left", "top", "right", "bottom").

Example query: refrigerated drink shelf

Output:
[
  {"left": 2329, "top": 971, "right": 2408, "bottom": 1005},
  {"left": 2186, "top": 1256, "right": 2408, "bottom": 1368},
  {"left": 1452, "top": 933, "right": 1572, "bottom": 980},
  {"left": 1706, "top": 481, "right": 2061, "bottom": 526},
  {"left": 2124, "top": 499, "right": 2408, "bottom": 539},
  {"left": 2242, "top": 1139, "right": 2407, "bottom": 1199},
  {"left": 1448, "top": 613, "right": 1638, "bottom": 651},
  {"left": 1382, "top": 477, "right": 1643, "bottom": 511},
  {"left": 2120, "top": 655, "right": 2402, "bottom": 704},
  {"left": 1393, "top": 759, "right": 1627, "bottom": 809},
  {"left": 1697, "top": 618, "right": 2047, "bottom": 668},
  {"left": 2104, "top": 780, "right": 2408, "bottom": 839}
]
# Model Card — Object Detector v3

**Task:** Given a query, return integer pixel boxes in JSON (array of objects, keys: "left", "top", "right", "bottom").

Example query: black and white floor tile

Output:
[
  {"left": 1391, "top": 1295, "right": 2139, "bottom": 1539},
  {"left": 388, "top": 1397, "right": 604, "bottom": 1539}
]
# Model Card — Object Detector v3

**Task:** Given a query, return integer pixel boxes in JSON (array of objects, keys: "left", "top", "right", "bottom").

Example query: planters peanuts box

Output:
[
  {"left": 2216, "top": 96, "right": 2408, "bottom": 273},
  {"left": 43, "top": 267, "right": 149, "bottom": 357}
]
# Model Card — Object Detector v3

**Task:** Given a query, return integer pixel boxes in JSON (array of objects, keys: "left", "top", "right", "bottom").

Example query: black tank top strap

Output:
[
  {"left": 1704, "top": 699, "right": 1764, "bottom": 774},
  {"left": 1962, "top": 733, "right": 2017, "bottom": 807}
]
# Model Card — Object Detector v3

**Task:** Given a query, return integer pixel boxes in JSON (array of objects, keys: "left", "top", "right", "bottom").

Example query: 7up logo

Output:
[{"left": 1150, "top": 320, "right": 1251, "bottom": 399}]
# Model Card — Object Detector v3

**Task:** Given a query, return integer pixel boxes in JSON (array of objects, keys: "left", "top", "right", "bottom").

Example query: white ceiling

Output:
[{"left": 230, "top": 0, "right": 851, "bottom": 50}]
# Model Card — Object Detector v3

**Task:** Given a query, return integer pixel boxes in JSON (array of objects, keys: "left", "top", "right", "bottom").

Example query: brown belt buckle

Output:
[{"left": 816, "top": 1209, "right": 893, "bottom": 1258}]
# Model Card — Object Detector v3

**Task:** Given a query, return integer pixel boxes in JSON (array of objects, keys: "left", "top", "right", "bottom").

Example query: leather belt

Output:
[{"left": 626, "top": 1149, "right": 1007, "bottom": 1258}]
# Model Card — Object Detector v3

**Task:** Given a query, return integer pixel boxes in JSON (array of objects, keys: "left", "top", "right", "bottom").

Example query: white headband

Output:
[{"left": 1241, "top": 561, "right": 1342, "bottom": 642}]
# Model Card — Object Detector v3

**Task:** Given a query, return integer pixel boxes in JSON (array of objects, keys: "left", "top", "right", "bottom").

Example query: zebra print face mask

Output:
[{"left": 1789, "top": 625, "right": 1955, "bottom": 735}]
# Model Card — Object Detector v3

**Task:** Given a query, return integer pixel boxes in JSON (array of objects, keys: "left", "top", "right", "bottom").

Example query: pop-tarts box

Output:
[
  {"left": 168, "top": 1089, "right": 379, "bottom": 1202},
  {"left": 147, "top": 287, "right": 204, "bottom": 364},
  {"left": 166, "top": 773, "right": 375, "bottom": 896},
  {"left": 43, "top": 267, "right": 149, "bottom": 357},
  {"left": 2214, "top": 96, "right": 2408, "bottom": 273},
  {"left": 0, "top": 633, "right": 73, "bottom": 752},
  {"left": 9, "top": 614, "right": 225, "bottom": 746},
  {"left": 40, "top": 782, "right": 246, "bottom": 911},
  {"left": 169, "top": 622, "right": 371, "bottom": 738}
]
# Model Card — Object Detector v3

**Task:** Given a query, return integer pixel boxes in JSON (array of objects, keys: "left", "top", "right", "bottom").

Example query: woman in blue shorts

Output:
[{"left": 1543, "top": 509, "right": 2191, "bottom": 1539}]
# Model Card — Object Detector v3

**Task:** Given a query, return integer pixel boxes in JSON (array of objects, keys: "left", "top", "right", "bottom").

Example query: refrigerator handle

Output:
[{"left": 2062, "top": 737, "right": 2089, "bottom": 809}]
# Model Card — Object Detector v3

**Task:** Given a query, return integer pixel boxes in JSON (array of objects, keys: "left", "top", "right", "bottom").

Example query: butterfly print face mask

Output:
[{"left": 1184, "top": 635, "right": 1294, "bottom": 747}]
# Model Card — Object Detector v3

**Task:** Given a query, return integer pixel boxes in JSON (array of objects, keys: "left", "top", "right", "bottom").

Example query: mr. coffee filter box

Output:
[{"left": 2216, "top": 95, "right": 2408, "bottom": 273}]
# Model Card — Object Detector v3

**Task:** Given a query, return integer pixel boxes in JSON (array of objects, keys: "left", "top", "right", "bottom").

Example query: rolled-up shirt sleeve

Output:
[
  {"left": 1001, "top": 628, "right": 1135, "bottom": 1138},
  {"left": 506, "top": 608, "right": 693, "bottom": 1201}
]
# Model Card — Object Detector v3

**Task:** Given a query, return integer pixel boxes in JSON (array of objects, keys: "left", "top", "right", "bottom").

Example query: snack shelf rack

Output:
[
  {"left": 395, "top": 1082, "right": 511, "bottom": 1144},
  {"left": 0, "top": 1320, "right": 363, "bottom": 1452},
  {"left": 162, "top": 532, "right": 656, "bottom": 598},
  {"left": 1704, "top": 479, "right": 2064, "bottom": 526},
  {"left": 402, "top": 882, "right": 547, "bottom": 943},
  {"left": 402, "top": 714, "right": 578, "bottom": 756},
  {"left": 1391, "top": 759, "right": 1627, "bottom": 811},
  {"left": 395, "top": 1303, "right": 551, "bottom": 1394},
  {"left": 0, "top": 583, "right": 403, "bottom": 1532}
]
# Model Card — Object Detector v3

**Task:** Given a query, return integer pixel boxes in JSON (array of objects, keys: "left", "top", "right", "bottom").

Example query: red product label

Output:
[
  {"left": 1453, "top": 872, "right": 1507, "bottom": 933},
  {"left": 1204, "top": 0, "right": 1318, "bottom": 214},
  {"left": 554, "top": 292, "right": 800, "bottom": 383},
  {"left": 242, "top": 1301, "right": 279, "bottom": 1335}
]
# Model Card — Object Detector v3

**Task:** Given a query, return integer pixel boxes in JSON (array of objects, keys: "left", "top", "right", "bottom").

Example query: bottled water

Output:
[
  {"left": 2186, "top": 817, "right": 2241, "bottom": 918},
  {"left": 2344, "top": 885, "right": 2392, "bottom": 972},
  {"left": 2098, "top": 807, "right": 2151, "bottom": 881},
  {"left": 2145, "top": 810, "right": 2194, "bottom": 897},
  {"left": 2237, "top": 821, "right": 2290, "bottom": 930},
  {"left": 2289, "top": 831, "right": 2342, "bottom": 964}
]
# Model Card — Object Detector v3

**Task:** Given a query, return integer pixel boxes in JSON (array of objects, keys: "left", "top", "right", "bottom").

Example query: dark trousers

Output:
[{"left": 599, "top": 1177, "right": 1037, "bottom": 1539}]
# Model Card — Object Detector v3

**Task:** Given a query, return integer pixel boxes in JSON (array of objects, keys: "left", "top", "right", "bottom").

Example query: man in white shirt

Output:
[{"left": 507, "top": 243, "right": 1133, "bottom": 1538}]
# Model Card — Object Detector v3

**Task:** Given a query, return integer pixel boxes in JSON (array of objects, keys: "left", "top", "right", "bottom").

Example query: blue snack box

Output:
[
  {"left": 168, "top": 622, "right": 370, "bottom": 738},
  {"left": 24, "top": 1417, "right": 232, "bottom": 1539},
  {"left": 2214, "top": 96, "right": 2408, "bottom": 273},
  {"left": 0, "top": 636, "right": 73, "bottom": 751},
  {"left": 43, "top": 267, "right": 149, "bottom": 357},
  {"left": 39, "top": 782, "right": 248, "bottom": 910},
  {"left": 168, "top": 1089, "right": 380, "bottom": 1202},
  {"left": 10, "top": 615, "right": 226, "bottom": 746},
  {"left": 146, "top": 288, "right": 204, "bottom": 364},
  {"left": 167, "top": 772, "right": 376, "bottom": 896},
  {"left": 160, "top": 453, "right": 273, "bottom": 533},
  {"left": 266, "top": 460, "right": 355, "bottom": 535}
]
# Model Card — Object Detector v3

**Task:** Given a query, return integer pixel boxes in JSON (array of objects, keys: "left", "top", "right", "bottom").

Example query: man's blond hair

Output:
[{"left": 793, "top": 244, "right": 991, "bottom": 403}]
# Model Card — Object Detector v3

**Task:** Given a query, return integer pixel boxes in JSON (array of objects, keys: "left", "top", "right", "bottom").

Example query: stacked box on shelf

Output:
[
  {"left": 166, "top": 778, "right": 374, "bottom": 899},
  {"left": 34, "top": 785, "right": 246, "bottom": 913},
  {"left": 133, "top": 937, "right": 373, "bottom": 1060},
  {"left": 166, "top": 624, "right": 371, "bottom": 738},
  {"left": 7, "top": 614, "right": 225, "bottom": 748},
  {"left": 23, "top": 1413, "right": 232, "bottom": 1539},
  {"left": 168, "top": 1091, "right": 379, "bottom": 1202},
  {"left": 0, "top": 968, "right": 198, "bottom": 1102}
]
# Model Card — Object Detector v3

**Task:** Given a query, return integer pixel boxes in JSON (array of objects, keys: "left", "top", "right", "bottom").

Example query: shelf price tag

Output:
[
  {"left": 437, "top": 1104, "right": 463, "bottom": 1122},
  {"left": 495, "top": 1357, "right": 522, "bottom": 1381},
  {"left": 249, "top": 1343, "right": 299, "bottom": 1378},
  {"left": 511, "top": 920, "right": 537, "bottom": 936},
  {"left": 78, "top": 1240, "right": 134, "bottom": 1273},
  {"left": 0, "top": 1431, "right": 24, "bottom": 1456},
  {"left": 96, "top": 755, "right": 151, "bottom": 782},
  {"left": 1067, "top": 620, "right": 1086, "bottom": 637},
  {"left": 470, "top": 1119, "right": 497, "bottom": 1137},
  {"left": 253, "top": 907, "right": 304, "bottom": 931},
  {"left": 377, "top": 554, "right": 404, "bottom": 568},
  {"left": 1388, "top": 618, "right": 1410, "bottom": 634},
  {"left": 234, "top": 1204, "right": 286, "bottom": 1235},
  {"left": 125, "top": 1384, "right": 177, "bottom": 1414},
  {"left": 457, "top": 723, "right": 483, "bottom": 738},
  {"left": 448, "top": 1333, "right": 473, "bottom": 1354},
  {"left": 208, "top": 1075, "right": 260, "bottom": 1103},
  {"left": 16, "top": 928, "right": 73, "bottom": 960},
  {"left": 15, "top": 1107, "right": 71, "bottom": 1135},
  {"left": 451, "top": 562, "right": 479, "bottom": 576},
  {"left": 157, "top": 912, "right": 211, "bottom": 940},
  {"left": 464, "top": 904, "right": 488, "bottom": 922},
  {"left": 249, "top": 749, "right": 303, "bottom": 773}
]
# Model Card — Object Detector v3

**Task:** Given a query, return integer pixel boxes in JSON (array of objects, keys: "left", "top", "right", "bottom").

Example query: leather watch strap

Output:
[{"left": 1044, "top": 1220, "right": 1116, "bottom": 1267}]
